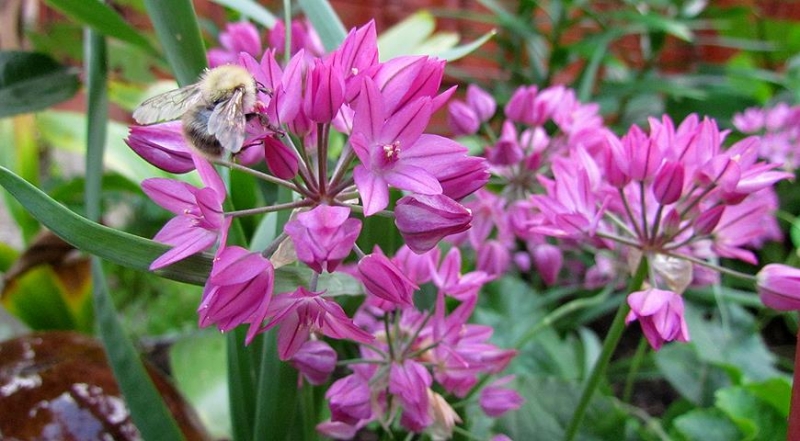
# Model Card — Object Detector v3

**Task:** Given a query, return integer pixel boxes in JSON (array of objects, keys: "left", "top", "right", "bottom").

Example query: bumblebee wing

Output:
[
  {"left": 133, "top": 85, "right": 203, "bottom": 124},
  {"left": 207, "top": 88, "right": 247, "bottom": 154}
]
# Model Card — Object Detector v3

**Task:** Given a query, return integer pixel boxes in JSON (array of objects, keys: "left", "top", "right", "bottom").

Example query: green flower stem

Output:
[
  {"left": 563, "top": 257, "right": 648, "bottom": 441},
  {"left": 622, "top": 337, "right": 649, "bottom": 404}
]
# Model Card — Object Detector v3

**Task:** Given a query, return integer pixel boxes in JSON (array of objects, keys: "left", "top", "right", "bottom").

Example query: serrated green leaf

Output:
[
  {"left": 0, "top": 51, "right": 80, "bottom": 118},
  {"left": 42, "top": 0, "right": 158, "bottom": 55},
  {"left": 209, "top": 0, "right": 277, "bottom": 28}
]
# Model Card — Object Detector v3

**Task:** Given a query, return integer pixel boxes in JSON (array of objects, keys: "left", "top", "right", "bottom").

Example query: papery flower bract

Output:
[
  {"left": 125, "top": 121, "right": 194, "bottom": 173},
  {"left": 479, "top": 376, "right": 524, "bottom": 417},
  {"left": 284, "top": 205, "right": 361, "bottom": 273},
  {"left": 394, "top": 193, "right": 472, "bottom": 254},
  {"left": 427, "top": 390, "right": 461, "bottom": 441},
  {"left": 625, "top": 289, "right": 690, "bottom": 350},
  {"left": 291, "top": 340, "right": 337, "bottom": 385},
  {"left": 263, "top": 286, "right": 374, "bottom": 360},
  {"left": 757, "top": 264, "right": 800, "bottom": 310},
  {"left": 357, "top": 247, "right": 418, "bottom": 306},
  {"left": 142, "top": 154, "right": 226, "bottom": 270},
  {"left": 198, "top": 243, "right": 274, "bottom": 345}
]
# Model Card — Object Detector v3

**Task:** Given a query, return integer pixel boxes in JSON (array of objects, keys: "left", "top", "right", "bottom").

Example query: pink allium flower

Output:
[
  {"left": 208, "top": 21, "right": 262, "bottom": 67},
  {"left": 757, "top": 264, "right": 800, "bottom": 311},
  {"left": 466, "top": 84, "right": 496, "bottom": 122},
  {"left": 198, "top": 241, "right": 274, "bottom": 345},
  {"left": 625, "top": 289, "right": 690, "bottom": 350},
  {"left": 263, "top": 286, "right": 374, "bottom": 360},
  {"left": 291, "top": 340, "right": 337, "bottom": 385},
  {"left": 142, "top": 154, "right": 226, "bottom": 270},
  {"left": 357, "top": 247, "right": 418, "bottom": 306},
  {"left": 479, "top": 376, "right": 525, "bottom": 417},
  {"left": 447, "top": 100, "right": 480, "bottom": 136},
  {"left": 394, "top": 193, "right": 472, "bottom": 254},
  {"left": 125, "top": 121, "right": 195, "bottom": 173},
  {"left": 304, "top": 58, "right": 345, "bottom": 123},
  {"left": 390, "top": 360, "right": 433, "bottom": 432},
  {"left": 284, "top": 205, "right": 361, "bottom": 273},
  {"left": 268, "top": 18, "right": 325, "bottom": 59},
  {"left": 325, "top": 373, "right": 373, "bottom": 425}
]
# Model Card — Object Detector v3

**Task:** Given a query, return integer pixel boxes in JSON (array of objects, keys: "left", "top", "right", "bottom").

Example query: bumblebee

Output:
[{"left": 133, "top": 65, "right": 259, "bottom": 157}]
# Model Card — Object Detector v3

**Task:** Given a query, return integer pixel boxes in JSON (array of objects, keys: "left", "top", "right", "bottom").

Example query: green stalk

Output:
[
  {"left": 563, "top": 257, "right": 648, "bottom": 441},
  {"left": 622, "top": 337, "right": 649, "bottom": 404}
]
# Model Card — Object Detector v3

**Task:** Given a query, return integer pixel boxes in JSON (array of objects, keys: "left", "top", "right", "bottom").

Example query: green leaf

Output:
[
  {"left": 2, "top": 265, "right": 80, "bottom": 331},
  {"left": 209, "top": 0, "right": 277, "bottom": 28},
  {"left": 655, "top": 343, "right": 730, "bottom": 406},
  {"left": 0, "top": 51, "right": 80, "bottom": 118},
  {"left": 42, "top": 0, "right": 158, "bottom": 55},
  {"left": 716, "top": 386, "right": 787, "bottom": 440},
  {"left": 434, "top": 29, "right": 496, "bottom": 62},
  {"left": 499, "top": 376, "right": 628, "bottom": 440},
  {"left": 253, "top": 330, "right": 299, "bottom": 441},
  {"left": 377, "top": 10, "right": 436, "bottom": 59},
  {"left": 142, "top": 0, "right": 207, "bottom": 86},
  {"left": 673, "top": 408, "right": 742, "bottom": 441},
  {"left": 0, "top": 165, "right": 213, "bottom": 285},
  {"left": 92, "top": 258, "right": 186, "bottom": 441},
  {"left": 170, "top": 331, "right": 231, "bottom": 440},
  {"left": 299, "top": 0, "right": 347, "bottom": 51}
]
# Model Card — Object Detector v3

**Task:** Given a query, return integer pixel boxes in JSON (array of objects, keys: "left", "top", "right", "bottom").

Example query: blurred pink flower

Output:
[
  {"left": 208, "top": 21, "right": 262, "bottom": 67},
  {"left": 479, "top": 376, "right": 525, "bottom": 417},
  {"left": 757, "top": 264, "right": 800, "bottom": 311},
  {"left": 291, "top": 340, "right": 337, "bottom": 385}
]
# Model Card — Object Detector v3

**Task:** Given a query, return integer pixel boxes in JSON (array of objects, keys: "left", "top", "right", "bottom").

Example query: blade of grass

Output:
[
  {"left": 84, "top": 21, "right": 185, "bottom": 440},
  {"left": 43, "top": 0, "right": 159, "bottom": 56},
  {"left": 141, "top": 0, "right": 207, "bottom": 86},
  {"left": 298, "top": 0, "right": 347, "bottom": 51}
]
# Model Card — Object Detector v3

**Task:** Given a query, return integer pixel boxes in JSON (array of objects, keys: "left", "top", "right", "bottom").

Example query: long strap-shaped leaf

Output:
[
  {"left": 142, "top": 0, "right": 207, "bottom": 86},
  {"left": 84, "top": 18, "right": 186, "bottom": 441},
  {"left": 0, "top": 165, "right": 212, "bottom": 285}
]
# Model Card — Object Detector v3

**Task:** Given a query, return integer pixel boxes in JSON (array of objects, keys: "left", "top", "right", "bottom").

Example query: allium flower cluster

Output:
[
  {"left": 317, "top": 246, "right": 522, "bottom": 439},
  {"left": 527, "top": 114, "right": 792, "bottom": 349},
  {"left": 733, "top": 102, "right": 800, "bottom": 171},
  {"left": 127, "top": 19, "right": 519, "bottom": 437},
  {"left": 447, "top": 84, "right": 611, "bottom": 283}
]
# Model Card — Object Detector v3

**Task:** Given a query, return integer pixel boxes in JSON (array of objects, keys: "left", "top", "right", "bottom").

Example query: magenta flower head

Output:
[
  {"left": 479, "top": 376, "right": 524, "bottom": 417},
  {"left": 263, "top": 286, "right": 374, "bottom": 360},
  {"left": 357, "top": 247, "right": 418, "bottom": 307},
  {"left": 142, "top": 154, "right": 227, "bottom": 270},
  {"left": 291, "top": 340, "right": 337, "bottom": 385},
  {"left": 125, "top": 121, "right": 195, "bottom": 173},
  {"left": 757, "top": 264, "right": 800, "bottom": 310},
  {"left": 394, "top": 193, "right": 472, "bottom": 254},
  {"left": 625, "top": 288, "right": 690, "bottom": 350},
  {"left": 198, "top": 244, "right": 275, "bottom": 345},
  {"left": 284, "top": 205, "right": 362, "bottom": 273}
]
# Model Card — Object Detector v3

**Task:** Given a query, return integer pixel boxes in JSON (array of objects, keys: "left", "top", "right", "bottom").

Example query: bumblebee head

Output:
[{"left": 200, "top": 65, "right": 257, "bottom": 106}]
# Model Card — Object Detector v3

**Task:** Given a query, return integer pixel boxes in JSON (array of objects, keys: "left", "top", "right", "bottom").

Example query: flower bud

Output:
[
  {"left": 395, "top": 194, "right": 472, "bottom": 253},
  {"left": 757, "top": 264, "right": 800, "bottom": 311},
  {"left": 291, "top": 340, "right": 337, "bottom": 385},
  {"left": 466, "top": 84, "right": 496, "bottom": 122},
  {"left": 447, "top": 100, "right": 480, "bottom": 136},
  {"left": 358, "top": 247, "right": 418, "bottom": 306},
  {"left": 304, "top": 58, "right": 345, "bottom": 123},
  {"left": 652, "top": 161, "right": 684, "bottom": 205},
  {"left": 125, "top": 122, "right": 195, "bottom": 173}
]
